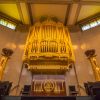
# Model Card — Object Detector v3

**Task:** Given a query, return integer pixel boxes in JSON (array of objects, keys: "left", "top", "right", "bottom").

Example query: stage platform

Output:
[{"left": 0, "top": 96, "right": 98, "bottom": 100}]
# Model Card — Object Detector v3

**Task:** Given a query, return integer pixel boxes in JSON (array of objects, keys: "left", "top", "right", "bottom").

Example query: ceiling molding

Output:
[{"left": 0, "top": 0, "right": 100, "bottom": 5}]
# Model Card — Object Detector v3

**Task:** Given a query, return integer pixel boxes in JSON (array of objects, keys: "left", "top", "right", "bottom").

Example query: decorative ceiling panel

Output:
[
  {"left": 0, "top": 4, "right": 20, "bottom": 21},
  {"left": 31, "top": 4, "right": 67, "bottom": 23},
  {"left": 78, "top": 5, "right": 100, "bottom": 21}
]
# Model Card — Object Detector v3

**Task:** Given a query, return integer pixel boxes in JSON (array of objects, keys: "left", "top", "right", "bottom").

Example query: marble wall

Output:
[
  {"left": 0, "top": 25, "right": 31, "bottom": 95},
  {"left": 0, "top": 25, "right": 100, "bottom": 96},
  {"left": 70, "top": 26, "right": 100, "bottom": 95}
]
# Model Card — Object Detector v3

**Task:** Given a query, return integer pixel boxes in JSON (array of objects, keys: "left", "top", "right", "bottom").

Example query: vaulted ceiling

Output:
[{"left": 0, "top": 0, "right": 100, "bottom": 26}]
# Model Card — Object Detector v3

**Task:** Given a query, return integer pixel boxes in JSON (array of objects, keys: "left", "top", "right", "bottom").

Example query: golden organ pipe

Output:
[
  {"left": 45, "top": 26, "right": 46, "bottom": 39},
  {"left": 48, "top": 26, "right": 49, "bottom": 39},
  {"left": 50, "top": 26, "right": 51, "bottom": 40},
  {"left": 51, "top": 26, "right": 53, "bottom": 40},
  {"left": 43, "top": 26, "right": 45, "bottom": 39},
  {"left": 23, "top": 18, "right": 75, "bottom": 72},
  {"left": 42, "top": 26, "right": 44, "bottom": 39}
]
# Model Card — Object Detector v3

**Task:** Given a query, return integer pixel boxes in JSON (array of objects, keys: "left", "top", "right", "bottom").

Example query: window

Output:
[
  {"left": 81, "top": 18, "right": 100, "bottom": 31},
  {"left": 97, "top": 19, "right": 100, "bottom": 25},
  {"left": 82, "top": 24, "right": 91, "bottom": 31},
  {"left": 90, "top": 21, "right": 98, "bottom": 28},
  {"left": 0, "top": 19, "right": 16, "bottom": 30}
]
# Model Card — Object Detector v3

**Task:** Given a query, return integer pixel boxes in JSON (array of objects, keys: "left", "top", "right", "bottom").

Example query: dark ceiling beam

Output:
[
  {"left": 77, "top": 12, "right": 100, "bottom": 25},
  {"left": 64, "top": 0, "right": 81, "bottom": 26},
  {"left": 0, "top": 0, "right": 100, "bottom": 5},
  {"left": 64, "top": 4, "right": 71, "bottom": 26},
  {"left": 0, "top": 0, "right": 25, "bottom": 3},
  {"left": 73, "top": 4, "right": 81, "bottom": 24},
  {"left": 25, "top": 0, "right": 72, "bottom": 4},
  {"left": 27, "top": 3, "right": 33, "bottom": 25},
  {"left": 16, "top": 0, "right": 32, "bottom": 25},
  {"left": 24, "top": 2, "right": 32, "bottom": 25},
  {"left": 26, "top": 0, "right": 100, "bottom": 5},
  {"left": 64, "top": 4, "right": 81, "bottom": 26},
  {"left": 80, "top": 1, "right": 100, "bottom": 5},
  {"left": 66, "top": 4, "right": 82, "bottom": 25},
  {"left": 16, "top": 3, "right": 25, "bottom": 23},
  {"left": 73, "top": 0, "right": 80, "bottom": 1}
]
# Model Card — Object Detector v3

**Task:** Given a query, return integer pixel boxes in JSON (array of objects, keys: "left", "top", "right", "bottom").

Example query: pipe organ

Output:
[
  {"left": 23, "top": 18, "right": 75, "bottom": 74},
  {"left": 23, "top": 18, "right": 75, "bottom": 96}
]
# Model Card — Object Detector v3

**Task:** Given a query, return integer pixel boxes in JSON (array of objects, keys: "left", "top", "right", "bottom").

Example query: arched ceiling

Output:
[{"left": 0, "top": 0, "right": 100, "bottom": 25}]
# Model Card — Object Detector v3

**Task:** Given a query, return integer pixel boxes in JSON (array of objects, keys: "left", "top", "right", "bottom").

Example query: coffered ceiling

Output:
[{"left": 0, "top": 0, "right": 100, "bottom": 26}]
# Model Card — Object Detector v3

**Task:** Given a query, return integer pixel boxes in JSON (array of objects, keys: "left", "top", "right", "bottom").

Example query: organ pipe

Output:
[{"left": 23, "top": 18, "right": 75, "bottom": 73}]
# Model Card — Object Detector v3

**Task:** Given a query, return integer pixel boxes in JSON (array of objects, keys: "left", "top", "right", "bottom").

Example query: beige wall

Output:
[
  {"left": 70, "top": 26, "right": 100, "bottom": 95},
  {"left": 0, "top": 25, "right": 100, "bottom": 96},
  {"left": 0, "top": 25, "right": 31, "bottom": 95}
]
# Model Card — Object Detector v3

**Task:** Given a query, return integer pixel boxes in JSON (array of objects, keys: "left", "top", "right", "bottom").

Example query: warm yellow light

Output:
[
  {"left": 80, "top": 44, "right": 86, "bottom": 50},
  {"left": 96, "top": 67, "right": 100, "bottom": 71},
  {"left": 23, "top": 18, "right": 75, "bottom": 73},
  {"left": 18, "top": 44, "right": 25, "bottom": 50},
  {"left": 6, "top": 43, "right": 16, "bottom": 50},
  {"left": 73, "top": 45, "right": 78, "bottom": 50}
]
